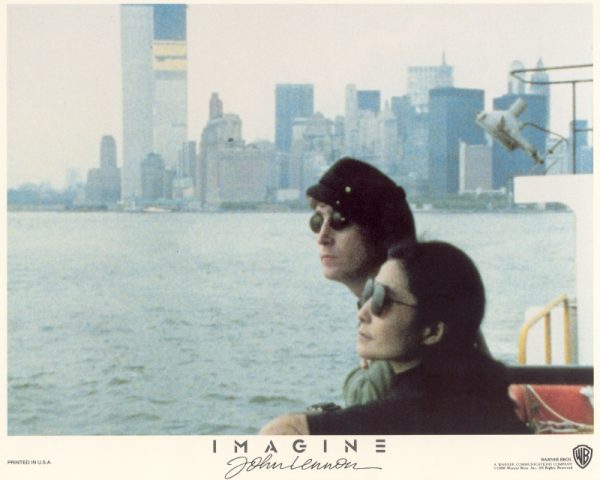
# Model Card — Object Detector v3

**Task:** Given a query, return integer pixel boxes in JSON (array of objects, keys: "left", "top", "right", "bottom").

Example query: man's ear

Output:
[{"left": 421, "top": 322, "right": 445, "bottom": 346}]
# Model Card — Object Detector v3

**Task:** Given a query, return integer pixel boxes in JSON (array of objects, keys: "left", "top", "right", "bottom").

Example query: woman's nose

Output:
[{"left": 357, "top": 300, "right": 371, "bottom": 324}]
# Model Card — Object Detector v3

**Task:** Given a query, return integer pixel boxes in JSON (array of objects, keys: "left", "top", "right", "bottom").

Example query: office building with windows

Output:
[
  {"left": 407, "top": 53, "right": 454, "bottom": 112},
  {"left": 85, "top": 135, "right": 121, "bottom": 205},
  {"left": 357, "top": 90, "right": 381, "bottom": 114},
  {"left": 152, "top": 4, "right": 187, "bottom": 171},
  {"left": 275, "top": 84, "right": 314, "bottom": 152},
  {"left": 459, "top": 142, "right": 493, "bottom": 193},
  {"left": 428, "top": 87, "right": 485, "bottom": 195}
]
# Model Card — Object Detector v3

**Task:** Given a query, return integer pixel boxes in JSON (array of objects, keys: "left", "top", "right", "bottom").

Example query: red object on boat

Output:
[{"left": 509, "top": 384, "right": 594, "bottom": 434}]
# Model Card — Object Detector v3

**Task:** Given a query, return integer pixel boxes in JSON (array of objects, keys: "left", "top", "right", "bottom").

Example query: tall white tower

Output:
[
  {"left": 120, "top": 5, "right": 188, "bottom": 201},
  {"left": 120, "top": 5, "right": 154, "bottom": 201},
  {"left": 152, "top": 5, "right": 188, "bottom": 172}
]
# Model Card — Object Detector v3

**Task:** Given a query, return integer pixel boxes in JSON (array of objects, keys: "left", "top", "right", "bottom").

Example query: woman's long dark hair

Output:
[
  {"left": 388, "top": 241, "right": 486, "bottom": 355},
  {"left": 388, "top": 242, "right": 526, "bottom": 433}
]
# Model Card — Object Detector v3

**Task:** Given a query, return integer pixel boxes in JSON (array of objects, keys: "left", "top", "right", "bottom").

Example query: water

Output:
[{"left": 7, "top": 210, "right": 575, "bottom": 435}]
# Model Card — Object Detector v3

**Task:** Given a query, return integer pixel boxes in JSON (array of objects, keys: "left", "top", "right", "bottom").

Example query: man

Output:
[{"left": 305, "top": 157, "right": 416, "bottom": 406}]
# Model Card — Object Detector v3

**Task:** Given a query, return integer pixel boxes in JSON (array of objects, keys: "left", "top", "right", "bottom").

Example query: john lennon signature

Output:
[{"left": 224, "top": 453, "right": 382, "bottom": 479}]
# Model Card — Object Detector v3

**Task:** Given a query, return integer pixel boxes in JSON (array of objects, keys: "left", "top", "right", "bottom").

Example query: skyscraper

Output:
[
  {"left": 173, "top": 141, "right": 197, "bottom": 199},
  {"left": 275, "top": 84, "right": 314, "bottom": 152},
  {"left": 459, "top": 142, "right": 493, "bottom": 193},
  {"left": 152, "top": 5, "right": 187, "bottom": 171},
  {"left": 100, "top": 135, "right": 117, "bottom": 170},
  {"left": 199, "top": 94, "right": 269, "bottom": 205},
  {"left": 200, "top": 93, "right": 243, "bottom": 204},
  {"left": 85, "top": 135, "right": 121, "bottom": 205},
  {"left": 571, "top": 120, "right": 593, "bottom": 174},
  {"left": 120, "top": 4, "right": 154, "bottom": 200},
  {"left": 508, "top": 60, "right": 526, "bottom": 95},
  {"left": 407, "top": 53, "right": 454, "bottom": 112},
  {"left": 377, "top": 102, "right": 398, "bottom": 175},
  {"left": 120, "top": 4, "right": 187, "bottom": 201},
  {"left": 428, "top": 87, "right": 485, "bottom": 195},
  {"left": 288, "top": 113, "right": 339, "bottom": 192},
  {"left": 141, "top": 153, "right": 167, "bottom": 201},
  {"left": 529, "top": 58, "right": 550, "bottom": 127},
  {"left": 344, "top": 84, "right": 359, "bottom": 156},
  {"left": 391, "top": 94, "right": 429, "bottom": 192},
  {"left": 340, "top": 86, "right": 400, "bottom": 173},
  {"left": 209, "top": 92, "right": 223, "bottom": 120},
  {"left": 357, "top": 90, "right": 381, "bottom": 114}
]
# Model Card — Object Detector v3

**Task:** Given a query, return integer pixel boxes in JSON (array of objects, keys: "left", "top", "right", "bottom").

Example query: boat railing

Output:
[
  {"left": 512, "top": 296, "right": 591, "bottom": 434},
  {"left": 517, "top": 293, "right": 572, "bottom": 365},
  {"left": 507, "top": 365, "right": 592, "bottom": 385}
]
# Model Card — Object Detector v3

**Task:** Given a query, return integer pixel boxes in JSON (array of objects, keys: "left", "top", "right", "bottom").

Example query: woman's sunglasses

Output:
[
  {"left": 309, "top": 210, "right": 350, "bottom": 233},
  {"left": 358, "top": 278, "right": 418, "bottom": 316}
]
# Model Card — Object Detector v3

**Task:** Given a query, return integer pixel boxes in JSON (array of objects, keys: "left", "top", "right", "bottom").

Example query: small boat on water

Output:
[{"left": 141, "top": 206, "right": 171, "bottom": 213}]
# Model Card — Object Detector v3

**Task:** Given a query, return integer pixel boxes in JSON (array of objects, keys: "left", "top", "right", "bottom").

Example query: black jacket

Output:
[{"left": 307, "top": 350, "right": 531, "bottom": 435}]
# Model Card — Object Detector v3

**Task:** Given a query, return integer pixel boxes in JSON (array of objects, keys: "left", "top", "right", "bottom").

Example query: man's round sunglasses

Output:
[
  {"left": 309, "top": 210, "right": 350, "bottom": 233},
  {"left": 358, "top": 278, "right": 418, "bottom": 316}
]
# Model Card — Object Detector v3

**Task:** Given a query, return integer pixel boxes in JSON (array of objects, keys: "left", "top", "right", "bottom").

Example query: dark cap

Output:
[{"left": 306, "top": 157, "right": 416, "bottom": 244}]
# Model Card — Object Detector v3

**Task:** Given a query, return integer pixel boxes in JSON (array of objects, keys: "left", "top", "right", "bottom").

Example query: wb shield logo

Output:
[{"left": 573, "top": 445, "right": 592, "bottom": 469}]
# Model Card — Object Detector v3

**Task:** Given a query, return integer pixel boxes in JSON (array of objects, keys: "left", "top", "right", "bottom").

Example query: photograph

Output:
[{"left": 2, "top": 1, "right": 597, "bottom": 478}]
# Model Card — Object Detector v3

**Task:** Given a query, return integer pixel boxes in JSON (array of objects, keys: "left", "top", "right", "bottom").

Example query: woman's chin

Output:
[{"left": 356, "top": 344, "right": 372, "bottom": 360}]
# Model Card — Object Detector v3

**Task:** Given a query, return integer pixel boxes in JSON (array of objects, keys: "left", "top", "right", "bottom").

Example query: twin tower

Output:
[{"left": 120, "top": 4, "right": 188, "bottom": 202}]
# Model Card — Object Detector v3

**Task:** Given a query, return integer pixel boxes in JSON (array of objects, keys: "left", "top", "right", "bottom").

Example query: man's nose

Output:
[{"left": 316, "top": 221, "right": 333, "bottom": 245}]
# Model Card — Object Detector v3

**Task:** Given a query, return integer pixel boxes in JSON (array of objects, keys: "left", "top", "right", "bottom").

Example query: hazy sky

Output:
[{"left": 5, "top": 2, "right": 594, "bottom": 188}]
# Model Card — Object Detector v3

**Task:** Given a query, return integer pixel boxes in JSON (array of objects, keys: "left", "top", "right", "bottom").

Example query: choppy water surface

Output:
[{"left": 7, "top": 211, "right": 575, "bottom": 434}]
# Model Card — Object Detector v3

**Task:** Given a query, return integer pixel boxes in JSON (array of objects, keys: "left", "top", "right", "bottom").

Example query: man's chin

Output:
[{"left": 322, "top": 268, "right": 342, "bottom": 282}]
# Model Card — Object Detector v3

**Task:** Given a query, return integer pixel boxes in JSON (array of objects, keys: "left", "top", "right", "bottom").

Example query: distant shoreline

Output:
[{"left": 7, "top": 203, "right": 570, "bottom": 214}]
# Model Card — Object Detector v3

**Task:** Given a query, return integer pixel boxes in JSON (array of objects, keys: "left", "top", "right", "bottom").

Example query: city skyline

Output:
[{"left": 6, "top": 3, "right": 594, "bottom": 188}]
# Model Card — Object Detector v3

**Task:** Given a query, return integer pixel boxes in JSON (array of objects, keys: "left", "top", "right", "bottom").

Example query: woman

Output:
[{"left": 260, "top": 241, "right": 530, "bottom": 435}]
